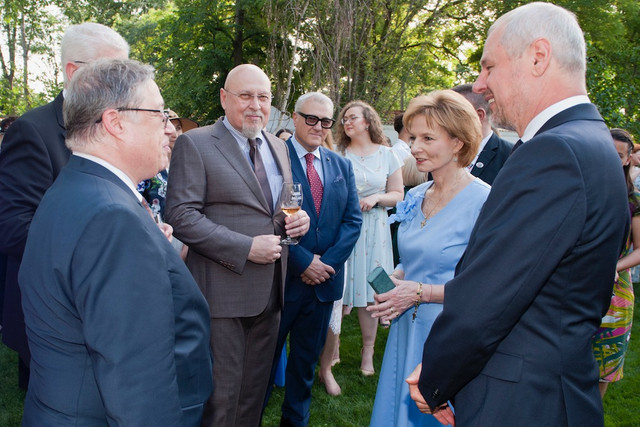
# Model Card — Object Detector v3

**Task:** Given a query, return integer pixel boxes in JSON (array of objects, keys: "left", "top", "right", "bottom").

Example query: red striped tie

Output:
[{"left": 305, "top": 153, "right": 323, "bottom": 216}]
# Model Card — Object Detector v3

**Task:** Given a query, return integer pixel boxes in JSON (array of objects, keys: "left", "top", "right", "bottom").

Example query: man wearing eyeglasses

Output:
[
  {"left": 0, "top": 22, "right": 129, "bottom": 392},
  {"left": 19, "top": 59, "right": 212, "bottom": 426},
  {"left": 165, "top": 64, "right": 310, "bottom": 427},
  {"left": 262, "top": 92, "right": 361, "bottom": 426}
]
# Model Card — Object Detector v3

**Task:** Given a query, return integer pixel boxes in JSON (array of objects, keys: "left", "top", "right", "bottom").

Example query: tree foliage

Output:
[{"left": 2, "top": 0, "right": 639, "bottom": 140}]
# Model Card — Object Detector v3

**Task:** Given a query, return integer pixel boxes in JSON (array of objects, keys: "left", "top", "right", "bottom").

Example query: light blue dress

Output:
[
  {"left": 370, "top": 178, "right": 490, "bottom": 427},
  {"left": 343, "top": 146, "right": 402, "bottom": 308}
]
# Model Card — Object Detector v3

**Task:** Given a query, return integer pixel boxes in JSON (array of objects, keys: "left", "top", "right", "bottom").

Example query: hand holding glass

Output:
[{"left": 279, "top": 182, "right": 303, "bottom": 245}]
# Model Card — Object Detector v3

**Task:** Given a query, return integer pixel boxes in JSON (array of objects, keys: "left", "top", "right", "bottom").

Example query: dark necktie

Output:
[
  {"left": 511, "top": 139, "right": 523, "bottom": 155},
  {"left": 249, "top": 138, "right": 273, "bottom": 213},
  {"left": 305, "top": 152, "right": 323, "bottom": 216}
]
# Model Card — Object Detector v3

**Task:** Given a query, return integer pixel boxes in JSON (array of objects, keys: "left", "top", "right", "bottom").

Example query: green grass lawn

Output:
[{"left": 2, "top": 291, "right": 639, "bottom": 426}]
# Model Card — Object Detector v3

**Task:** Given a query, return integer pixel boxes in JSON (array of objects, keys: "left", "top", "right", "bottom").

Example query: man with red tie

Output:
[{"left": 263, "top": 92, "right": 362, "bottom": 427}]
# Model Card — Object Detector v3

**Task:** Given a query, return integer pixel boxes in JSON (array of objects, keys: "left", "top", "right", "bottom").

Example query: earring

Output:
[
  {"left": 365, "top": 127, "right": 369, "bottom": 130},
  {"left": 453, "top": 156, "right": 458, "bottom": 162}
]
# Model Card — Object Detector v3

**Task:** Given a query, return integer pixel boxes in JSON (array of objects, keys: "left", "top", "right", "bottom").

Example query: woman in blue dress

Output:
[{"left": 368, "top": 90, "right": 490, "bottom": 426}]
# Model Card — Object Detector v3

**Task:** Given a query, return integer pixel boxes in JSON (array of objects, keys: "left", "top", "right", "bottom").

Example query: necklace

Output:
[
  {"left": 420, "top": 192, "right": 443, "bottom": 229},
  {"left": 420, "top": 171, "right": 461, "bottom": 229}
]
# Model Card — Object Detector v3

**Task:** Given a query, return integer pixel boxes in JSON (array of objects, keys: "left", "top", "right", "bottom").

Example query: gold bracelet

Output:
[{"left": 413, "top": 282, "right": 424, "bottom": 321}]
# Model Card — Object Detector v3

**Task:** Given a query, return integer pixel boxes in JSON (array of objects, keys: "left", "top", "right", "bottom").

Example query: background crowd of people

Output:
[{"left": 0, "top": 2, "right": 637, "bottom": 427}]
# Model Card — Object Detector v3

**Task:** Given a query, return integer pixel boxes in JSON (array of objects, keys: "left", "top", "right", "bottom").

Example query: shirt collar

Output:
[
  {"left": 521, "top": 95, "right": 590, "bottom": 142},
  {"left": 73, "top": 152, "right": 142, "bottom": 202},
  {"left": 291, "top": 134, "right": 321, "bottom": 160}
]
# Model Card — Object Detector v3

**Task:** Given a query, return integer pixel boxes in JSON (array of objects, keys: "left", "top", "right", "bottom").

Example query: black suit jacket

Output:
[
  {"left": 418, "top": 103, "right": 629, "bottom": 426},
  {"left": 0, "top": 91, "right": 69, "bottom": 359},
  {"left": 470, "top": 132, "right": 513, "bottom": 185}
]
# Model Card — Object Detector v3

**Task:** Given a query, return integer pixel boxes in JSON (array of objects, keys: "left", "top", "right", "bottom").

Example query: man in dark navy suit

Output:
[
  {"left": 408, "top": 3, "right": 629, "bottom": 426},
  {"left": 452, "top": 83, "right": 513, "bottom": 185},
  {"left": 264, "top": 92, "right": 362, "bottom": 427},
  {"left": 0, "top": 23, "right": 129, "bottom": 389},
  {"left": 19, "top": 59, "right": 212, "bottom": 426}
]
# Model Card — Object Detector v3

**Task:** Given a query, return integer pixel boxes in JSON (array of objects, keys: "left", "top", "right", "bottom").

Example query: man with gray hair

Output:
[
  {"left": 0, "top": 22, "right": 129, "bottom": 390},
  {"left": 407, "top": 3, "right": 629, "bottom": 426},
  {"left": 262, "top": 92, "right": 361, "bottom": 426},
  {"left": 451, "top": 83, "right": 513, "bottom": 185},
  {"left": 19, "top": 59, "right": 212, "bottom": 426}
]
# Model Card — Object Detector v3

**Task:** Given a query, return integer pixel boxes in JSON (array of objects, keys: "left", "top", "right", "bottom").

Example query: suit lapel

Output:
[
  {"left": 318, "top": 147, "right": 336, "bottom": 219},
  {"left": 210, "top": 121, "right": 271, "bottom": 214},
  {"left": 286, "top": 140, "right": 317, "bottom": 222},
  {"left": 472, "top": 135, "right": 498, "bottom": 178}
]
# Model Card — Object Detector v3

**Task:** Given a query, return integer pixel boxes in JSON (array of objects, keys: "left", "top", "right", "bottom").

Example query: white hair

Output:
[
  {"left": 60, "top": 23, "right": 130, "bottom": 85},
  {"left": 295, "top": 92, "right": 334, "bottom": 114},
  {"left": 490, "top": 2, "right": 586, "bottom": 75}
]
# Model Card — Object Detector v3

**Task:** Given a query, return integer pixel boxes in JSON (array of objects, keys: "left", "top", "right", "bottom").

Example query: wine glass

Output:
[{"left": 279, "top": 182, "right": 303, "bottom": 245}]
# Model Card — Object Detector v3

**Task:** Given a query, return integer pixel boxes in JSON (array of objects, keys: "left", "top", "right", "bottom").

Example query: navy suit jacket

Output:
[
  {"left": 0, "top": 91, "right": 70, "bottom": 360},
  {"left": 19, "top": 156, "right": 212, "bottom": 426},
  {"left": 285, "top": 140, "right": 362, "bottom": 302},
  {"left": 470, "top": 132, "right": 513, "bottom": 185},
  {"left": 418, "top": 103, "right": 629, "bottom": 426}
]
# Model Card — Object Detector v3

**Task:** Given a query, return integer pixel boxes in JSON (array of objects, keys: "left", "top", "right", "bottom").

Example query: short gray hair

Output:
[
  {"left": 490, "top": 2, "right": 586, "bottom": 75},
  {"left": 295, "top": 92, "right": 334, "bottom": 114},
  {"left": 64, "top": 59, "right": 155, "bottom": 150},
  {"left": 60, "top": 23, "right": 130, "bottom": 85}
]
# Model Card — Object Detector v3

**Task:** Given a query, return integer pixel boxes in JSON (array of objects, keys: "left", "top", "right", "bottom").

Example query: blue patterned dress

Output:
[{"left": 370, "top": 179, "right": 490, "bottom": 427}]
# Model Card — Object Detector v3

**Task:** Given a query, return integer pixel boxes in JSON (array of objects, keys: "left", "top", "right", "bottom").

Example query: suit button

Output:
[{"left": 431, "top": 389, "right": 440, "bottom": 400}]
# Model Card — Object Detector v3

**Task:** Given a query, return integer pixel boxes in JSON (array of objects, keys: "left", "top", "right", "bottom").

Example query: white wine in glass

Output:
[{"left": 279, "top": 182, "right": 303, "bottom": 245}]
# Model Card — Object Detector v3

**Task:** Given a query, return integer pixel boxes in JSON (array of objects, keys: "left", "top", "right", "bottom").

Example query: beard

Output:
[
  {"left": 489, "top": 108, "right": 516, "bottom": 132},
  {"left": 240, "top": 110, "right": 265, "bottom": 139},
  {"left": 240, "top": 124, "right": 262, "bottom": 139}
]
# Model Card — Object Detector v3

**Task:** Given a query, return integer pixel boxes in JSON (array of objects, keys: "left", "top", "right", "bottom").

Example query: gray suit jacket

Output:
[{"left": 165, "top": 119, "right": 292, "bottom": 317}]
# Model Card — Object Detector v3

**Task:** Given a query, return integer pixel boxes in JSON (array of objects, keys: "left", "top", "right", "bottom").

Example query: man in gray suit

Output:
[
  {"left": 19, "top": 59, "right": 212, "bottom": 426},
  {"left": 165, "top": 64, "right": 310, "bottom": 427}
]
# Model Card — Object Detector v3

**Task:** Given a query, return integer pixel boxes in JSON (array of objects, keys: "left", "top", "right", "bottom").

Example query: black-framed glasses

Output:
[
  {"left": 298, "top": 112, "right": 335, "bottom": 129},
  {"left": 96, "top": 108, "right": 171, "bottom": 128},
  {"left": 223, "top": 89, "right": 273, "bottom": 104}
]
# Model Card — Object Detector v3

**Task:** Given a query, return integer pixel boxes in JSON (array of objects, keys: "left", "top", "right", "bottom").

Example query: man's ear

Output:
[
  {"left": 530, "top": 37, "right": 551, "bottom": 77},
  {"left": 476, "top": 108, "right": 486, "bottom": 122},
  {"left": 65, "top": 62, "right": 80, "bottom": 83},
  {"left": 99, "top": 109, "right": 125, "bottom": 137}
]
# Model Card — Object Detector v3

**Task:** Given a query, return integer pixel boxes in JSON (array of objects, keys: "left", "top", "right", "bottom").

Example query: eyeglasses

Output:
[
  {"left": 96, "top": 108, "right": 171, "bottom": 128},
  {"left": 341, "top": 115, "right": 362, "bottom": 125},
  {"left": 297, "top": 112, "right": 335, "bottom": 129},
  {"left": 73, "top": 60, "right": 88, "bottom": 64},
  {"left": 224, "top": 89, "right": 273, "bottom": 105}
]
